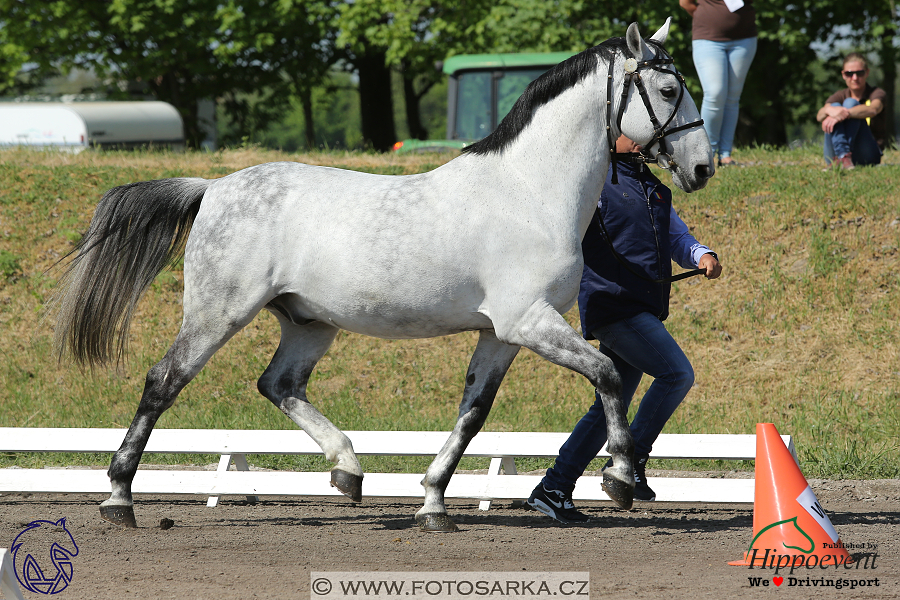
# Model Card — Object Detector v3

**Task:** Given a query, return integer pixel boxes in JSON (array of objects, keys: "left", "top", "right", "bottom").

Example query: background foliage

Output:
[{"left": 1, "top": 0, "right": 897, "bottom": 150}]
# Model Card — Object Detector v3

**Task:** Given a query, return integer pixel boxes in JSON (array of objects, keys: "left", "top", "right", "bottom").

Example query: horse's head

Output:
[{"left": 615, "top": 19, "right": 714, "bottom": 193}]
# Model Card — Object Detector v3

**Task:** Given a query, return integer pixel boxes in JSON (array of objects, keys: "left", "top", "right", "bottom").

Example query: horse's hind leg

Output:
[
  {"left": 416, "top": 330, "right": 519, "bottom": 532},
  {"left": 100, "top": 320, "right": 246, "bottom": 527},
  {"left": 256, "top": 319, "right": 363, "bottom": 501}
]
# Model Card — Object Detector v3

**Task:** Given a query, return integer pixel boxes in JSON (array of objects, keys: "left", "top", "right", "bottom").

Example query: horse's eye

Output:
[{"left": 661, "top": 86, "right": 677, "bottom": 99}]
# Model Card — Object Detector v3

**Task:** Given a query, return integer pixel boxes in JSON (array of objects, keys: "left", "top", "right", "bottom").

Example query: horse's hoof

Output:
[
  {"left": 602, "top": 472, "right": 634, "bottom": 510},
  {"left": 99, "top": 504, "right": 137, "bottom": 528},
  {"left": 331, "top": 469, "right": 363, "bottom": 502},
  {"left": 415, "top": 513, "right": 459, "bottom": 532}
]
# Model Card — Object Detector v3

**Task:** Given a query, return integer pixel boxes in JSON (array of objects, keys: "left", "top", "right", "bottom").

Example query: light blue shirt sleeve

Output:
[{"left": 669, "top": 205, "right": 714, "bottom": 269}]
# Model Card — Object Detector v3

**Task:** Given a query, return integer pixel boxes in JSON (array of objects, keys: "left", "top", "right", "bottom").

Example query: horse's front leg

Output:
[
  {"left": 416, "top": 330, "right": 519, "bottom": 532},
  {"left": 500, "top": 302, "right": 635, "bottom": 509},
  {"left": 257, "top": 320, "right": 364, "bottom": 501}
]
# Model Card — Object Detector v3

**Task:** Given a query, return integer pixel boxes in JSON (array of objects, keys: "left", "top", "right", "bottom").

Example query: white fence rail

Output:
[{"left": 0, "top": 428, "right": 796, "bottom": 507}]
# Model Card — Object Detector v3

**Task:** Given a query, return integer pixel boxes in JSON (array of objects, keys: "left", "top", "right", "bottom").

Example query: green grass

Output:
[{"left": 1, "top": 145, "right": 898, "bottom": 479}]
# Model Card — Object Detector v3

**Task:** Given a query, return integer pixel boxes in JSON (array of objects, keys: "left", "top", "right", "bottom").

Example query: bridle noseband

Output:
[{"left": 606, "top": 44, "right": 704, "bottom": 185}]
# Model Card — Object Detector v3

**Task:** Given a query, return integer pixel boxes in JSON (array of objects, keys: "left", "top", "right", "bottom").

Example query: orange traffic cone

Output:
[{"left": 729, "top": 423, "right": 852, "bottom": 567}]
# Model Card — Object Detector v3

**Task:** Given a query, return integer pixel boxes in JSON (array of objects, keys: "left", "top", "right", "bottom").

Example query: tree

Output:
[
  {"left": 377, "top": 0, "right": 493, "bottom": 142},
  {"left": 336, "top": 1, "right": 400, "bottom": 151},
  {"left": 851, "top": 0, "right": 898, "bottom": 147},
  {"left": 336, "top": 0, "right": 504, "bottom": 148},
  {"left": 0, "top": 0, "right": 339, "bottom": 148},
  {"left": 216, "top": 0, "right": 341, "bottom": 149},
  {"left": 4, "top": 0, "right": 891, "bottom": 151},
  {"left": 0, "top": 1, "right": 94, "bottom": 96},
  {"left": 0, "top": 0, "right": 244, "bottom": 147}
]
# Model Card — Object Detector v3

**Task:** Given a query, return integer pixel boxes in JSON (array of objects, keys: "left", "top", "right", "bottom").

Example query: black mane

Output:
[{"left": 463, "top": 37, "right": 630, "bottom": 156}]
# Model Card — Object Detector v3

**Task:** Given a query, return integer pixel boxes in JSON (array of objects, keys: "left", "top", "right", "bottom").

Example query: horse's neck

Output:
[{"left": 490, "top": 71, "right": 611, "bottom": 240}]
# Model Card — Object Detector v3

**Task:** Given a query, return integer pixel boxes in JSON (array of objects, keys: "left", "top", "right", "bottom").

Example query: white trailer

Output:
[{"left": 0, "top": 101, "right": 185, "bottom": 151}]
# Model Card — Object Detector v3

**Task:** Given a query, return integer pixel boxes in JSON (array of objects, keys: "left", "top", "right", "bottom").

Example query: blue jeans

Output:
[
  {"left": 692, "top": 37, "right": 758, "bottom": 159},
  {"left": 823, "top": 99, "right": 882, "bottom": 166},
  {"left": 541, "top": 312, "right": 694, "bottom": 494}
]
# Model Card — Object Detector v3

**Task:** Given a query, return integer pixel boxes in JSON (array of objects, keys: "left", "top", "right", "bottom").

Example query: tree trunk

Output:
[
  {"left": 355, "top": 50, "right": 397, "bottom": 152},
  {"left": 734, "top": 37, "right": 788, "bottom": 148},
  {"left": 151, "top": 72, "right": 202, "bottom": 149},
  {"left": 880, "top": 27, "right": 896, "bottom": 148},
  {"left": 402, "top": 69, "right": 429, "bottom": 140},
  {"left": 298, "top": 85, "right": 317, "bottom": 150}
]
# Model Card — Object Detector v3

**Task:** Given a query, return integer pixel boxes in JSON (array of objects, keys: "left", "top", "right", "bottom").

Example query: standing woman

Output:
[{"left": 680, "top": 0, "right": 758, "bottom": 166}]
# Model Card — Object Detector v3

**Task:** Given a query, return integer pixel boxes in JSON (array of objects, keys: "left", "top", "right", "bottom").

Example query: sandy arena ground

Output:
[{"left": 1, "top": 475, "right": 897, "bottom": 599}]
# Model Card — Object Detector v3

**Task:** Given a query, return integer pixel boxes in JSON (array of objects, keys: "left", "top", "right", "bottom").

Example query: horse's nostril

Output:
[{"left": 695, "top": 164, "right": 711, "bottom": 180}]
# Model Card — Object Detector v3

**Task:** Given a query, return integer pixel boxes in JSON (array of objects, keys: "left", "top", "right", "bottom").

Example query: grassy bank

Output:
[{"left": 1, "top": 146, "right": 897, "bottom": 479}]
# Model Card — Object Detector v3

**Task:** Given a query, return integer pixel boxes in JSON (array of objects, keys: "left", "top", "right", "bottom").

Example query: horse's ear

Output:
[
  {"left": 626, "top": 22, "right": 644, "bottom": 59},
  {"left": 650, "top": 17, "right": 672, "bottom": 45}
]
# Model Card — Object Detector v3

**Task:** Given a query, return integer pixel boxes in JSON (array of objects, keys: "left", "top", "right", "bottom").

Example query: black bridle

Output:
[
  {"left": 599, "top": 45, "right": 708, "bottom": 284},
  {"left": 605, "top": 44, "right": 704, "bottom": 186}
]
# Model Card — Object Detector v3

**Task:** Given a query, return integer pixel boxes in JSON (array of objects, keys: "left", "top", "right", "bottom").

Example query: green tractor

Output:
[{"left": 393, "top": 51, "right": 576, "bottom": 153}]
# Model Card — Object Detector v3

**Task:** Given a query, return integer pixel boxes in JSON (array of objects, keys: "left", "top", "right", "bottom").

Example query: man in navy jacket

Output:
[{"left": 528, "top": 136, "right": 722, "bottom": 524}]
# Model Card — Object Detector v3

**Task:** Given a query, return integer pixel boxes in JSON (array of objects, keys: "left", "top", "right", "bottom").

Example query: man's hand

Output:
[
  {"left": 821, "top": 116, "right": 839, "bottom": 133},
  {"left": 821, "top": 105, "right": 850, "bottom": 133},
  {"left": 698, "top": 253, "right": 722, "bottom": 279},
  {"left": 818, "top": 104, "right": 850, "bottom": 131},
  {"left": 826, "top": 105, "right": 851, "bottom": 121}
]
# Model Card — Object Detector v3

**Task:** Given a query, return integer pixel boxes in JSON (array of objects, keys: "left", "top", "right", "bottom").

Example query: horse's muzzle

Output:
[
  {"left": 673, "top": 161, "right": 713, "bottom": 193},
  {"left": 695, "top": 163, "right": 713, "bottom": 182}
]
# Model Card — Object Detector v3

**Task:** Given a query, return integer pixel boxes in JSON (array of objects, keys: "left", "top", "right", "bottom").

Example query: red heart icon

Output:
[{"left": 773, "top": 577, "right": 784, "bottom": 586}]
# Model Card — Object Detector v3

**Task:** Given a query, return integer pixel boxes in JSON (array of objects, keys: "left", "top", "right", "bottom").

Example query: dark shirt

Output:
[{"left": 692, "top": 0, "right": 758, "bottom": 42}]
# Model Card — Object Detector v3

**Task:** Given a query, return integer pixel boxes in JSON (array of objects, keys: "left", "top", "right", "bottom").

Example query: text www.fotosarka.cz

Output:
[{"left": 311, "top": 572, "right": 590, "bottom": 599}]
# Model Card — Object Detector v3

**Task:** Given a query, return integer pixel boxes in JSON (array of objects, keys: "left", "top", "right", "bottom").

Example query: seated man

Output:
[{"left": 816, "top": 52, "right": 886, "bottom": 169}]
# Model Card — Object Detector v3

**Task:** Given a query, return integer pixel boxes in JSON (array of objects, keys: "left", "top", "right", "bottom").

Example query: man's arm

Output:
[
  {"left": 817, "top": 103, "right": 846, "bottom": 123},
  {"left": 818, "top": 98, "right": 883, "bottom": 130},
  {"left": 849, "top": 98, "right": 883, "bottom": 119},
  {"left": 668, "top": 206, "right": 721, "bottom": 279}
]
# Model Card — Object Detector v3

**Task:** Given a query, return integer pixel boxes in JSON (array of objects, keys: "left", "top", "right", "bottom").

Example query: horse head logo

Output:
[{"left": 11, "top": 518, "right": 79, "bottom": 594}]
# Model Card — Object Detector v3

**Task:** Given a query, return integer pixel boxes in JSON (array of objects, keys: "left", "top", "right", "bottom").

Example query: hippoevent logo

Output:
[
  {"left": 745, "top": 535, "right": 880, "bottom": 590},
  {"left": 11, "top": 518, "right": 79, "bottom": 594}
]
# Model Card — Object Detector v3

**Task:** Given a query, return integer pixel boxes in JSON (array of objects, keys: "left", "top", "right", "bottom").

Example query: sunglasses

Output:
[{"left": 842, "top": 69, "right": 866, "bottom": 78}]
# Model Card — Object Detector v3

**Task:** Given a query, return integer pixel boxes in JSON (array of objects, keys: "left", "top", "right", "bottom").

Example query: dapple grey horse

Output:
[{"left": 53, "top": 20, "right": 713, "bottom": 532}]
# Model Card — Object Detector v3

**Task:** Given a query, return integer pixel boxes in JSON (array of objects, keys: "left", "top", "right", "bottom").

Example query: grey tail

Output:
[{"left": 52, "top": 177, "right": 211, "bottom": 367}]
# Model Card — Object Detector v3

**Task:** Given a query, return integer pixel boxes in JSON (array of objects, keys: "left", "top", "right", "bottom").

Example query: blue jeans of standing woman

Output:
[
  {"left": 541, "top": 312, "right": 694, "bottom": 495},
  {"left": 823, "top": 98, "right": 883, "bottom": 166},
  {"left": 692, "top": 37, "right": 758, "bottom": 160}
]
